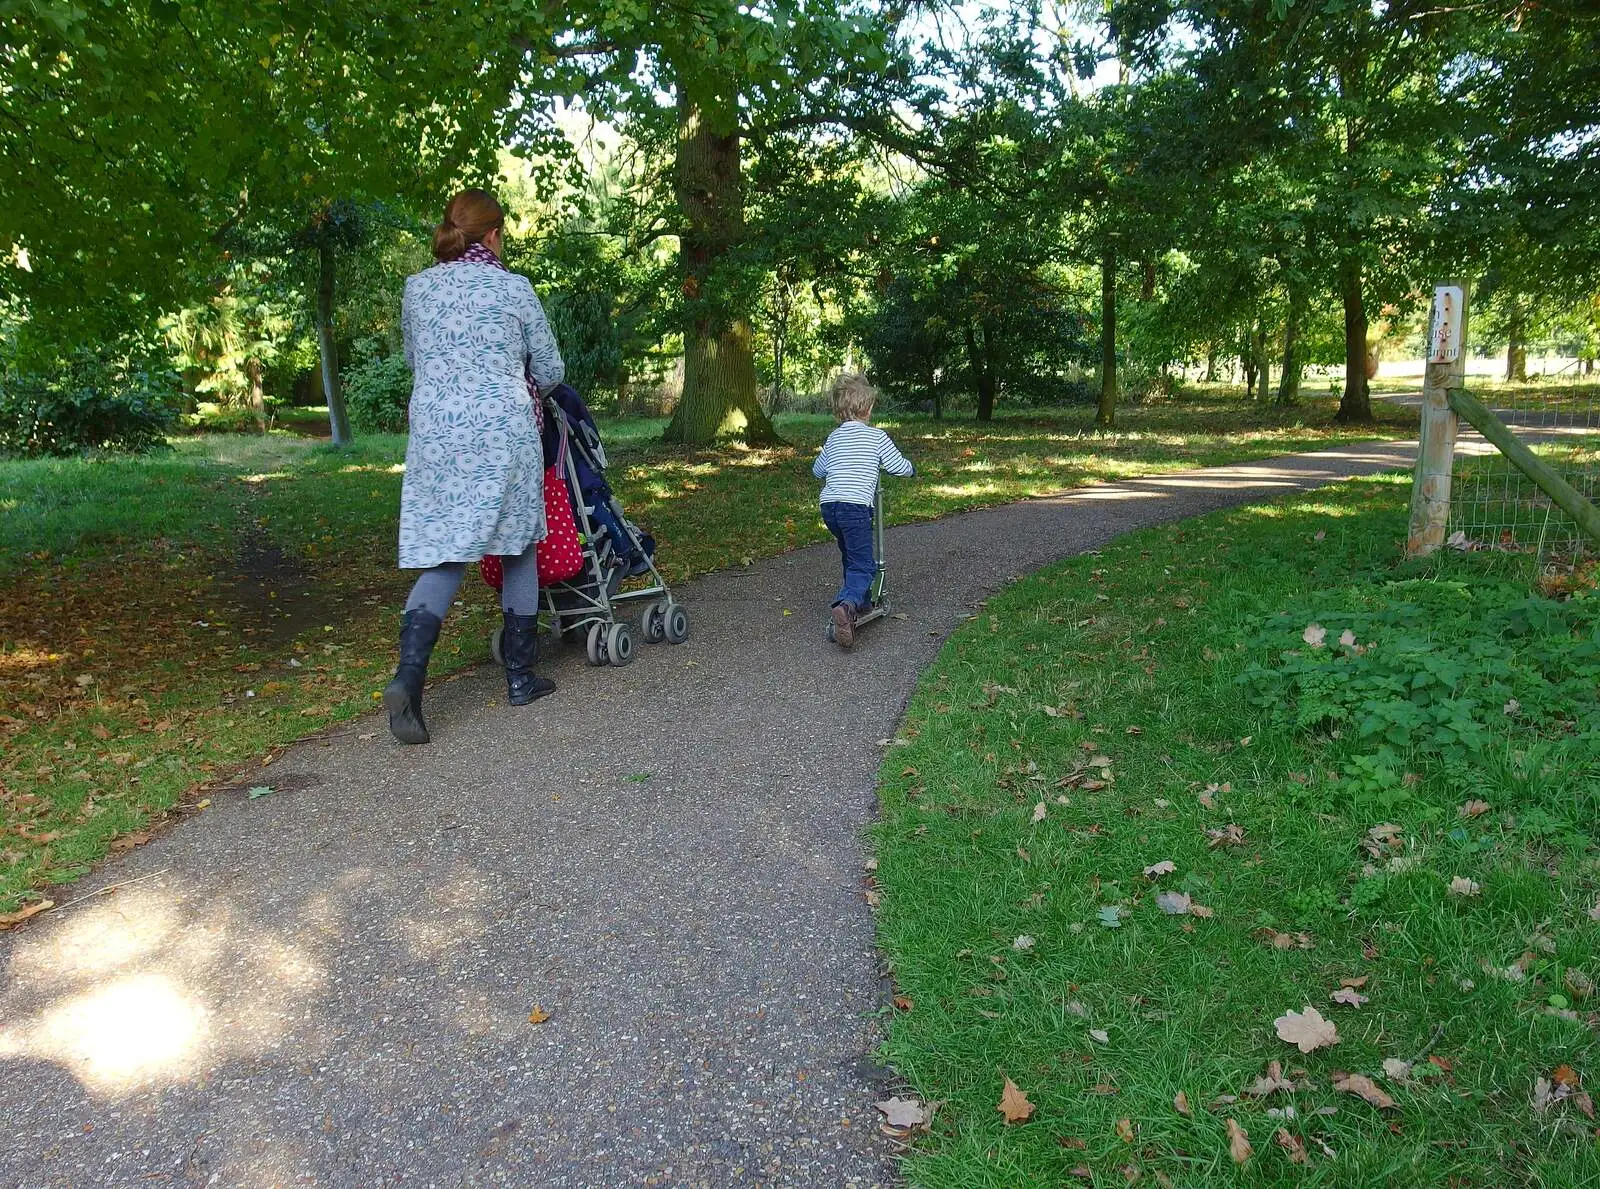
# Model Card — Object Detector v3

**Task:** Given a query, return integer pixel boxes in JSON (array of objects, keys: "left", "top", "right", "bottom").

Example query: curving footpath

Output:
[{"left": 0, "top": 440, "right": 1421, "bottom": 1188}]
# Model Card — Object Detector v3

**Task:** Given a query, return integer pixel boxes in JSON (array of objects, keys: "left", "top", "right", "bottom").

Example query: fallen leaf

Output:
[
  {"left": 893, "top": 994, "right": 913, "bottom": 1011},
  {"left": 1016, "top": 846, "right": 1031, "bottom": 863},
  {"left": 1333, "top": 1072, "right": 1395, "bottom": 1109},
  {"left": 1226, "top": 1118, "right": 1253, "bottom": 1164},
  {"left": 1115, "top": 1117, "right": 1135, "bottom": 1142},
  {"left": 1274, "top": 1128, "right": 1308, "bottom": 1164},
  {"left": 0, "top": 899, "right": 53, "bottom": 929},
  {"left": 1340, "top": 975, "right": 1370, "bottom": 989},
  {"left": 1575, "top": 1092, "right": 1595, "bottom": 1119},
  {"left": 1274, "top": 1006, "right": 1340, "bottom": 1053},
  {"left": 1554, "top": 1064, "right": 1581, "bottom": 1088},
  {"left": 1032, "top": 801, "right": 1047, "bottom": 824},
  {"left": 1382, "top": 1058, "right": 1413, "bottom": 1080},
  {"left": 1143, "top": 860, "right": 1176, "bottom": 878},
  {"left": 1098, "top": 905, "right": 1125, "bottom": 929},
  {"left": 1157, "top": 891, "right": 1192, "bottom": 915},
  {"left": 1089, "top": 1028, "right": 1110, "bottom": 1045},
  {"left": 1589, "top": 899, "right": 1600, "bottom": 923},
  {"left": 1448, "top": 876, "right": 1481, "bottom": 897},
  {"left": 876, "top": 1097, "right": 928, "bottom": 1129},
  {"left": 1013, "top": 935, "right": 1036, "bottom": 952},
  {"left": 1459, "top": 799, "right": 1491, "bottom": 818},
  {"left": 1174, "top": 1090, "right": 1192, "bottom": 1116},
  {"left": 1302, "top": 623, "right": 1327, "bottom": 648},
  {"left": 998, "top": 1077, "right": 1035, "bottom": 1123},
  {"left": 246, "top": 785, "right": 273, "bottom": 799},
  {"left": 1331, "top": 988, "right": 1369, "bottom": 1007},
  {"left": 1244, "top": 1061, "right": 1295, "bottom": 1097},
  {"left": 1189, "top": 903, "right": 1215, "bottom": 919},
  {"left": 1338, "top": 629, "right": 1357, "bottom": 648},
  {"left": 1206, "top": 824, "right": 1246, "bottom": 848},
  {"left": 527, "top": 1005, "right": 550, "bottom": 1025}
]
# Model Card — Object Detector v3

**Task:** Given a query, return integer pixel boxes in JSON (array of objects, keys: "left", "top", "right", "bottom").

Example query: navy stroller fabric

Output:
[{"left": 541, "top": 383, "right": 654, "bottom": 566}]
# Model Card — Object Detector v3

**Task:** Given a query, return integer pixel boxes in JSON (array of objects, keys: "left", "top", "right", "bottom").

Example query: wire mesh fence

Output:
[{"left": 1447, "top": 378, "right": 1600, "bottom": 589}]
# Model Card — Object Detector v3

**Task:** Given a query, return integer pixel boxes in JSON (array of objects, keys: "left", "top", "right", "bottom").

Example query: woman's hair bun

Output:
[{"left": 432, "top": 190, "right": 505, "bottom": 262}]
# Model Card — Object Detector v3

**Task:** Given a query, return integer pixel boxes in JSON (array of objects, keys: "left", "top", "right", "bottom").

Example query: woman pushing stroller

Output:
[{"left": 383, "top": 188, "right": 562, "bottom": 745}]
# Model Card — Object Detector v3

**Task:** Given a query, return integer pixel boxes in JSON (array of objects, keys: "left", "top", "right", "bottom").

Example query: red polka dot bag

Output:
[{"left": 480, "top": 415, "right": 585, "bottom": 589}]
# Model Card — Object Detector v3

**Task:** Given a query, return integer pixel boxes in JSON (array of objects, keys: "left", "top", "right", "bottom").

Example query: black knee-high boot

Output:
[
  {"left": 383, "top": 609, "right": 442, "bottom": 744},
  {"left": 501, "top": 612, "right": 556, "bottom": 705}
]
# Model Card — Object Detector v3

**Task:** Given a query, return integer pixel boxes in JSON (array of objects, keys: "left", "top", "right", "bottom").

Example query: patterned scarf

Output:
[{"left": 450, "top": 239, "right": 544, "bottom": 432}]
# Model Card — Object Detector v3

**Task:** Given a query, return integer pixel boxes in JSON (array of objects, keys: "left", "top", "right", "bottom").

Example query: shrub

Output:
[
  {"left": 0, "top": 344, "right": 181, "bottom": 457},
  {"left": 343, "top": 353, "right": 413, "bottom": 433}
]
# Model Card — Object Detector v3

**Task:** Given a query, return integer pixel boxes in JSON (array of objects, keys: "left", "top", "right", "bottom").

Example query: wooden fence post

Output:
[{"left": 1406, "top": 280, "right": 1470, "bottom": 557}]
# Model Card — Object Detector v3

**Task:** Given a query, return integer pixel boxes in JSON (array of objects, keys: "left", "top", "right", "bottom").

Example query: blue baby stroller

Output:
[{"left": 488, "top": 385, "right": 688, "bottom": 667}]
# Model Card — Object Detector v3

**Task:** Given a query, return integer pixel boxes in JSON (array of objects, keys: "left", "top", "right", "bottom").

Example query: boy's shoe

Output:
[{"left": 831, "top": 602, "right": 856, "bottom": 649}]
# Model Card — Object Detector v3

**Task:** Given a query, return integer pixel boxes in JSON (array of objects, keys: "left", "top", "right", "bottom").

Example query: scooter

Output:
[{"left": 826, "top": 484, "right": 890, "bottom": 643}]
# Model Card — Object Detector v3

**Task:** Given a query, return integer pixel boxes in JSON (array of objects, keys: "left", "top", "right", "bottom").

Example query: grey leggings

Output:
[{"left": 404, "top": 551, "right": 540, "bottom": 619}]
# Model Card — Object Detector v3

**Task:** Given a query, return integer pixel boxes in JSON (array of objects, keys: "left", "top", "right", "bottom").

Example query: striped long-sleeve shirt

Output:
[{"left": 813, "top": 420, "right": 914, "bottom": 506}]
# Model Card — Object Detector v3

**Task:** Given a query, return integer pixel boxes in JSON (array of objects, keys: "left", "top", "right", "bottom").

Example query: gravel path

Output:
[{"left": 0, "top": 440, "right": 1419, "bottom": 1188}]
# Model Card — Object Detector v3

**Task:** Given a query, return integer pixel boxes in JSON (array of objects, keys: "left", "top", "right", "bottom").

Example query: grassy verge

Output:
[
  {"left": 0, "top": 393, "right": 1417, "bottom": 914},
  {"left": 873, "top": 473, "right": 1600, "bottom": 1184}
]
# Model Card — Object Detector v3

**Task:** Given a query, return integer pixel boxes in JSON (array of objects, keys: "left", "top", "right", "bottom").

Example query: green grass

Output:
[
  {"left": 0, "top": 392, "right": 1417, "bottom": 915},
  {"left": 873, "top": 474, "right": 1600, "bottom": 1185}
]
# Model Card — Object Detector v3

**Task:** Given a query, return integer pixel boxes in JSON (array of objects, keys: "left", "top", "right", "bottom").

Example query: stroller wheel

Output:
[
  {"left": 606, "top": 622, "right": 635, "bottom": 667},
  {"left": 643, "top": 600, "right": 669, "bottom": 644},
  {"left": 664, "top": 604, "right": 689, "bottom": 645},
  {"left": 489, "top": 626, "right": 505, "bottom": 666},
  {"left": 586, "top": 623, "right": 606, "bottom": 666}
]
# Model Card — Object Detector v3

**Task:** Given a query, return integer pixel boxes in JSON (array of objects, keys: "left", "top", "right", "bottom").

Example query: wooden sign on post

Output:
[
  {"left": 1407, "top": 281, "right": 1470, "bottom": 557},
  {"left": 1429, "top": 285, "right": 1463, "bottom": 363}
]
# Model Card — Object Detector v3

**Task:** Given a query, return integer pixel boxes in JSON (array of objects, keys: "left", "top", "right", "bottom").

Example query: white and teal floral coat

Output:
[{"left": 398, "top": 260, "right": 564, "bottom": 569}]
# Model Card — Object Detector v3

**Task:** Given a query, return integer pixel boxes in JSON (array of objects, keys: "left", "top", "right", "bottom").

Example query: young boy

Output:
[{"left": 812, "top": 373, "right": 913, "bottom": 648}]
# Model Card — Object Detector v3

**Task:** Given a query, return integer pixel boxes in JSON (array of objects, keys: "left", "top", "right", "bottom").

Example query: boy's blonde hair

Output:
[{"left": 830, "top": 372, "right": 877, "bottom": 422}]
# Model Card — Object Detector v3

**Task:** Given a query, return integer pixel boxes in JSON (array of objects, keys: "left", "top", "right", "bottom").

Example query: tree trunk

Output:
[
  {"left": 1276, "top": 286, "right": 1304, "bottom": 404},
  {"left": 1250, "top": 321, "right": 1270, "bottom": 401},
  {"left": 978, "top": 319, "right": 999, "bottom": 421},
  {"left": 1097, "top": 242, "right": 1116, "bottom": 428},
  {"left": 1203, "top": 344, "right": 1218, "bottom": 384},
  {"left": 1242, "top": 331, "right": 1258, "bottom": 398},
  {"left": 1506, "top": 304, "right": 1528, "bottom": 382},
  {"left": 1334, "top": 254, "right": 1372, "bottom": 423},
  {"left": 663, "top": 95, "right": 780, "bottom": 446},
  {"left": 963, "top": 320, "right": 996, "bottom": 421},
  {"left": 1140, "top": 259, "right": 1156, "bottom": 300},
  {"left": 316, "top": 237, "right": 352, "bottom": 446},
  {"left": 247, "top": 357, "right": 267, "bottom": 432}
]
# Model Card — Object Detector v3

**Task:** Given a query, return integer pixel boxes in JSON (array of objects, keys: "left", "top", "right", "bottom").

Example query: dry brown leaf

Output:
[
  {"left": 1032, "top": 801, "right": 1047, "bottom": 824},
  {"left": 1274, "top": 1006, "right": 1340, "bottom": 1053},
  {"left": 1274, "top": 1128, "right": 1308, "bottom": 1165},
  {"left": 1382, "top": 1058, "right": 1413, "bottom": 1080},
  {"left": 527, "top": 1005, "right": 551, "bottom": 1025},
  {"left": 893, "top": 994, "right": 914, "bottom": 1011},
  {"left": 1206, "top": 824, "right": 1247, "bottom": 848},
  {"left": 0, "top": 899, "right": 53, "bottom": 929},
  {"left": 1553, "top": 1064, "right": 1580, "bottom": 1088},
  {"left": 1332, "top": 1072, "right": 1395, "bottom": 1109},
  {"left": 1174, "top": 1090, "right": 1192, "bottom": 1116},
  {"left": 1156, "top": 891, "right": 1192, "bottom": 915},
  {"left": 1226, "top": 1118, "right": 1253, "bottom": 1164},
  {"left": 1302, "top": 623, "right": 1327, "bottom": 648},
  {"left": 1189, "top": 903, "right": 1215, "bottom": 919},
  {"left": 1459, "top": 799, "right": 1491, "bottom": 818},
  {"left": 1144, "top": 860, "right": 1176, "bottom": 878},
  {"left": 1115, "top": 1117, "right": 1135, "bottom": 1143},
  {"left": 1576, "top": 1092, "right": 1596, "bottom": 1120},
  {"left": 1244, "top": 1060, "right": 1295, "bottom": 1097},
  {"left": 1330, "top": 988, "right": 1369, "bottom": 1008},
  {"left": 876, "top": 1097, "right": 929, "bottom": 1129},
  {"left": 1448, "top": 876, "right": 1481, "bottom": 897},
  {"left": 998, "top": 1077, "right": 1035, "bottom": 1123},
  {"left": 1340, "top": 975, "right": 1370, "bottom": 989}
]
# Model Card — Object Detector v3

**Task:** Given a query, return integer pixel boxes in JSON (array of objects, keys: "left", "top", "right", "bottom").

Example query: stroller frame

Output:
[
  {"left": 825, "top": 484, "right": 890, "bottom": 643},
  {"left": 491, "top": 398, "right": 688, "bottom": 669}
]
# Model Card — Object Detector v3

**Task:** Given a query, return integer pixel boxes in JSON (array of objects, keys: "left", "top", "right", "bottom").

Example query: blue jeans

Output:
[{"left": 822, "top": 500, "right": 875, "bottom": 612}]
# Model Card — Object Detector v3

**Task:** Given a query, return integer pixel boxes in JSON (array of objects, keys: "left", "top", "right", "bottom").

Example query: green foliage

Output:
[
  {"left": 342, "top": 353, "right": 413, "bottom": 433},
  {"left": 0, "top": 339, "right": 181, "bottom": 457},
  {"left": 1237, "top": 581, "right": 1600, "bottom": 754}
]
